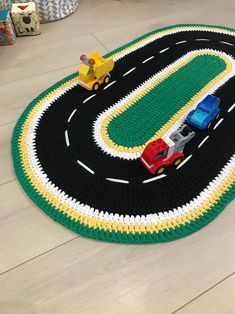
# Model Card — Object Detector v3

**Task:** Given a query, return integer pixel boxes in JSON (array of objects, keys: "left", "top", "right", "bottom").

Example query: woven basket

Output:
[
  {"left": 11, "top": 0, "right": 79, "bottom": 23},
  {"left": 0, "top": 0, "right": 12, "bottom": 9}
]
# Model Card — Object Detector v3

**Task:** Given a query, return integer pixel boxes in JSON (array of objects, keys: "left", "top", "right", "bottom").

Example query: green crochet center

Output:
[{"left": 107, "top": 54, "right": 226, "bottom": 147}]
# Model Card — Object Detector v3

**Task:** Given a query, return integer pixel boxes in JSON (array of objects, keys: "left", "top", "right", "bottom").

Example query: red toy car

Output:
[{"left": 140, "top": 125, "right": 195, "bottom": 174}]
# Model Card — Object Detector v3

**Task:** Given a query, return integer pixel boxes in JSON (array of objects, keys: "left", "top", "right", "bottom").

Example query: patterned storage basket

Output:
[
  {"left": 11, "top": 0, "right": 79, "bottom": 23},
  {"left": 0, "top": 0, "right": 12, "bottom": 9}
]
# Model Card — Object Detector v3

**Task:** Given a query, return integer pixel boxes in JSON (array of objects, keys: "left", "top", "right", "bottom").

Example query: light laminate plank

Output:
[
  {"left": 0, "top": 33, "right": 107, "bottom": 85},
  {"left": 0, "top": 181, "right": 76, "bottom": 274},
  {"left": 175, "top": 273, "right": 235, "bottom": 314},
  {"left": 0, "top": 123, "right": 15, "bottom": 185},
  {"left": 0, "top": 202, "right": 234, "bottom": 314},
  {"left": 93, "top": 2, "right": 235, "bottom": 51},
  {"left": 0, "top": 65, "right": 78, "bottom": 126}
]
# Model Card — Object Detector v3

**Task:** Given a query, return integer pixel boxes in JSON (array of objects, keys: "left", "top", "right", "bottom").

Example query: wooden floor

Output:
[{"left": 1, "top": 0, "right": 235, "bottom": 313}]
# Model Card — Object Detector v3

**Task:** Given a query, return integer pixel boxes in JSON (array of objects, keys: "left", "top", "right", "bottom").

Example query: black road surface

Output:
[{"left": 36, "top": 29, "right": 235, "bottom": 215}]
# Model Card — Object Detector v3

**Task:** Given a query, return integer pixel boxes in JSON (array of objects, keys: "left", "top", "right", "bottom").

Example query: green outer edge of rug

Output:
[{"left": 11, "top": 24, "right": 235, "bottom": 243}]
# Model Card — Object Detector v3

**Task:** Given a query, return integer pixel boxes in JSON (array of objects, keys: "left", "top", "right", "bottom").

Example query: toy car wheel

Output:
[
  {"left": 174, "top": 158, "right": 182, "bottom": 166},
  {"left": 104, "top": 75, "right": 111, "bottom": 84},
  {"left": 92, "top": 83, "right": 99, "bottom": 91},
  {"left": 156, "top": 166, "right": 165, "bottom": 175},
  {"left": 207, "top": 122, "right": 212, "bottom": 129}
]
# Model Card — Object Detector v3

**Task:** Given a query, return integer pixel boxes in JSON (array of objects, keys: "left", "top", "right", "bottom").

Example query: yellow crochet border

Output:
[
  {"left": 18, "top": 27, "right": 235, "bottom": 234},
  {"left": 100, "top": 51, "right": 232, "bottom": 154}
]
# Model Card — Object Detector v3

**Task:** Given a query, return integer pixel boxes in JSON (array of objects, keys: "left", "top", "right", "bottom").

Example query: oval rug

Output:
[{"left": 12, "top": 24, "right": 235, "bottom": 243}]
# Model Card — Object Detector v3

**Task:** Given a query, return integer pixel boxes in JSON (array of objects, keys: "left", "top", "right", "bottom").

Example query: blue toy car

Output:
[{"left": 186, "top": 95, "right": 221, "bottom": 130}]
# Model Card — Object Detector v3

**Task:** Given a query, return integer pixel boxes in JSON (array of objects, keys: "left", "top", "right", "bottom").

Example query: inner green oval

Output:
[{"left": 107, "top": 54, "right": 226, "bottom": 147}]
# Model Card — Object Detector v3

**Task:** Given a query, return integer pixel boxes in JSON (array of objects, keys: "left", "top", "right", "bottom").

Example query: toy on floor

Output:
[
  {"left": 140, "top": 124, "right": 195, "bottom": 174},
  {"left": 187, "top": 94, "right": 221, "bottom": 130},
  {"left": 78, "top": 52, "right": 115, "bottom": 91},
  {"left": 11, "top": 2, "right": 40, "bottom": 37},
  {"left": 0, "top": 10, "right": 16, "bottom": 45}
]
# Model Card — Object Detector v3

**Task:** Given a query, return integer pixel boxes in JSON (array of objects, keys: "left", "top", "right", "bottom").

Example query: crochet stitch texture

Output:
[{"left": 12, "top": 24, "right": 235, "bottom": 243}]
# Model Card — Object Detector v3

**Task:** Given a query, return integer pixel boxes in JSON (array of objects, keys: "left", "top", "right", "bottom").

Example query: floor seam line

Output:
[
  {"left": 0, "top": 63, "right": 80, "bottom": 87},
  {"left": 171, "top": 271, "right": 235, "bottom": 313},
  {"left": 0, "top": 120, "right": 17, "bottom": 128},
  {"left": 0, "top": 236, "right": 79, "bottom": 277},
  {"left": 0, "top": 179, "right": 16, "bottom": 187},
  {"left": 90, "top": 32, "right": 110, "bottom": 52}
]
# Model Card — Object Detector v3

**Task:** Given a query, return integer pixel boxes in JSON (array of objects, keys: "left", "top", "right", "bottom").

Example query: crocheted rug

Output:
[{"left": 12, "top": 24, "right": 235, "bottom": 243}]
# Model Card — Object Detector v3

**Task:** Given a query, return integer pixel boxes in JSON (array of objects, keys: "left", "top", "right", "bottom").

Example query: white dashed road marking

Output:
[
  {"left": 77, "top": 160, "right": 94, "bottom": 174},
  {"left": 142, "top": 56, "right": 155, "bottom": 63},
  {"left": 68, "top": 109, "right": 77, "bottom": 123},
  {"left": 228, "top": 103, "right": 235, "bottom": 112},
  {"left": 198, "top": 135, "right": 209, "bottom": 148},
  {"left": 83, "top": 94, "right": 96, "bottom": 103},
  {"left": 195, "top": 38, "right": 210, "bottom": 41},
  {"left": 123, "top": 67, "right": 136, "bottom": 77},
  {"left": 159, "top": 47, "right": 170, "bottom": 53},
  {"left": 103, "top": 80, "right": 116, "bottom": 90},
  {"left": 65, "top": 130, "right": 70, "bottom": 147},
  {"left": 105, "top": 178, "right": 129, "bottom": 184},
  {"left": 213, "top": 118, "right": 224, "bottom": 130},
  {"left": 219, "top": 41, "right": 234, "bottom": 46},
  {"left": 143, "top": 174, "right": 167, "bottom": 184},
  {"left": 177, "top": 155, "right": 193, "bottom": 170},
  {"left": 175, "top": 40, "right": 187, "bottom": 45}
]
